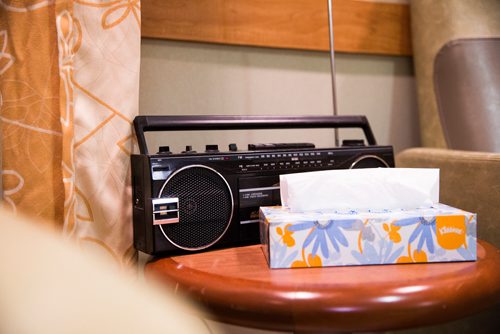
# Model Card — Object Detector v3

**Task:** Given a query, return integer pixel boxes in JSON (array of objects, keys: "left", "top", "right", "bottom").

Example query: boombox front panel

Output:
[{"left": 132, "top": 145, "right": 395, "bottom": 255}]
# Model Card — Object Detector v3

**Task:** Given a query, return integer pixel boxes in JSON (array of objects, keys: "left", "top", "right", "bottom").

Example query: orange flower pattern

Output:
[
  {"left": 383, "top": 222, "right": 402, "bottom": 243},
  {"left": 397, "top": 244, "right": 428, "bottom": 264},
  {"left": 1, "top": 1, "right": 141, "bottom": 268},
  {"left": 75, "top": 0, "right": 140, "bottom": 29},
  {"left": 61, "top": 0, "right": 141, "bottom": 268},
  {"left": 0, "top": 30, "right": 14, "bottom": 75},
  {"left": 261, "top": 205, "right": 477, "bottom": 269},
  {"left": 292, "top": 249, "right": 323, "bottom": 268},
  {"left": 1, "top": 4, "right": 65, "bottom": 226},
  {"left": 276, "top": 224, "right": 295, "bottom": 247}
]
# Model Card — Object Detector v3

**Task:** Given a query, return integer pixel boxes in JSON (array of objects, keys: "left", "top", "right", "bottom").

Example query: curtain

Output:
[{"left": 0, "top": 0, "right": 141, "bottom": 268}]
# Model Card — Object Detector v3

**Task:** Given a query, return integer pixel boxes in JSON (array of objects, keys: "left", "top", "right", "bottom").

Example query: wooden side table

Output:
[{"left": 145, "top": 240, "right": 500, "bottom": 333}]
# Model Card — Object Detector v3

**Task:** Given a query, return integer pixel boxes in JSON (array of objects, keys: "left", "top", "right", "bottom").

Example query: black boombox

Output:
[{"left": 131, "top": 115, "right": 394, "bottom": 256}]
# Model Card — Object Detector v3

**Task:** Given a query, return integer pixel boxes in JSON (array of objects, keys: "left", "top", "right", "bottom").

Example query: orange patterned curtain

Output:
[{"left": 0, "top": 0, "right": 140, "bottom": 268}]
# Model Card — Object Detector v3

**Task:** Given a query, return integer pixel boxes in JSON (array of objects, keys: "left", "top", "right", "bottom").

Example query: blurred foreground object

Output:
[{"left": 0, "top": 209, "right": 211, "bottom": 334}]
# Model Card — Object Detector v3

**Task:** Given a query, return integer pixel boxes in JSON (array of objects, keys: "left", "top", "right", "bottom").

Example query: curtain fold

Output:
[
  {"left": 1, "top": 0, "right": 141, "bottom": 267},
  {"left": 0, "top": 0, "right": 65, "bottom": 226}
]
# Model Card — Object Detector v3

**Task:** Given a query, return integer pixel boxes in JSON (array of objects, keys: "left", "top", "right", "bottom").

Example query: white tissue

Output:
[{"left": 280, "top": 168, "right": 439, "bottom": 212}]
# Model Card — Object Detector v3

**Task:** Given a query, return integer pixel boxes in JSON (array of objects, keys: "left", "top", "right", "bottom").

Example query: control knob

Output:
[
  {"left": 182, "top": 145, "right": 196, "bottom": 153},
  {"left": 228, "top": 143, "right": 238, "bottom": 151},
  {"left": 205, "top": 144, "right": 219, "bottom": 153},
  {"left": 158, "top": 146, "right": 172, "bottom": 154}
]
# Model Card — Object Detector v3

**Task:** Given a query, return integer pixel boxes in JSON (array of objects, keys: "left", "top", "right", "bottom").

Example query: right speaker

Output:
[{"left": 350, "top": 154, "right": 390, "bottom": 169}]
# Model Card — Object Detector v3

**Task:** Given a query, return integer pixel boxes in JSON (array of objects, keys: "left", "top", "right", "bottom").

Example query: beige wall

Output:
[
  {"left": 139, "top": 39, "right": 419, "bottom": 155},
  {"left": 1, "top": 38, "right": 420, "bottom": 199}
]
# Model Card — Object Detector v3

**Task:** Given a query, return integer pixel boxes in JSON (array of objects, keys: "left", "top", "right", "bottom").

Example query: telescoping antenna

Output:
[{"left": 327, "top": 0, "right": 340, "bottom": 147}]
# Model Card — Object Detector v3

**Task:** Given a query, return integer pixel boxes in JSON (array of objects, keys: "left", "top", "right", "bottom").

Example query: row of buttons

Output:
[
  {"left": 241, "top": 152, "right": 328, "bottom": 160},
  {"left": 238, "top": 159, "right": 335, "bottom": 172}
]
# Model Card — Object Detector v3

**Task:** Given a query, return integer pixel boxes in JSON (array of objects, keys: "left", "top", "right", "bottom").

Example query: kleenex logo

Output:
[{"left": 439, "top": 226, "right": 463, "bottom": 235}]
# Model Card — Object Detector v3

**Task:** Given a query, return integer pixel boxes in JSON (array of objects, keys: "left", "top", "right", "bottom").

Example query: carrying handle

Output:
[{"left": 134, "top": 115, "right": 377, "bottom": 155}]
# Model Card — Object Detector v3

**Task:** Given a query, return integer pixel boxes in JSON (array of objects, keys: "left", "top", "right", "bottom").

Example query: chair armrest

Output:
[{"left": 396, "top": 148, "right": 500, "bottom": 247}]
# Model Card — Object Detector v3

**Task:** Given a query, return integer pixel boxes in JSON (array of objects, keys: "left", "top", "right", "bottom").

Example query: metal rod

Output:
[{"left": 327, "top": 0, "right": 340, "bottom": 147}]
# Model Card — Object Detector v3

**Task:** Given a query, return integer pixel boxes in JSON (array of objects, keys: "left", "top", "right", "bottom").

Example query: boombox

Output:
[{"left": 131, "top": 115, "right": 394, "bottom": 256}]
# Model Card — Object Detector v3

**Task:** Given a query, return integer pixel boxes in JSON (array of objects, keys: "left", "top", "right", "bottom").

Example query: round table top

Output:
[{"left": 145, "top": 240, "right": 500, "bottom": 333}]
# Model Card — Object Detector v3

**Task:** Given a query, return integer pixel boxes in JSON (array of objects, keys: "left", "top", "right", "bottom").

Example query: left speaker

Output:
[{"left": 157, "top": 165, "right": 234, "bottom": 251}]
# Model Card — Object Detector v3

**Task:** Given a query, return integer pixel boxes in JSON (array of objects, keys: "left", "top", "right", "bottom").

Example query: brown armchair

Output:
[
  {"left": 393, "top": 1, "right": 500, "bottom": 332},
  {"left": 397, "top": 0, "right": 500, "bottom": 248}
]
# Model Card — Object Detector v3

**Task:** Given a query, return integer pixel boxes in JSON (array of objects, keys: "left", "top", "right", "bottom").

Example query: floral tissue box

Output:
[{"left": 259, "top": 204, "right": 476, "bottom": 269}]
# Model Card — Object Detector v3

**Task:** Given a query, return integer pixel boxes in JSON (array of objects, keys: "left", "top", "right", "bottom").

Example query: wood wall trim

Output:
[{"left": 141, "top": 0, "right": 412, "bottom": 56}]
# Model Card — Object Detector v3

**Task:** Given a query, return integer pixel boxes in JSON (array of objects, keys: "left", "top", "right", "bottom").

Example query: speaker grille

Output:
[
  {"left": 158, "top": 165, "right": 233, "bottom": 250},
  {"left": 350, "top": 155, "right": 389, "bottom": 169}
]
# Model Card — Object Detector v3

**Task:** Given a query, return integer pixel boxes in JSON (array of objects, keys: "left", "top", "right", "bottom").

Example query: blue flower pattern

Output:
[
  {"left": 351, "top": 239, "right": 405, "bottom": 265},
  {"left": 287, "top": 219, "right": 359, "bottom": 258},
  {"left": 394, "top": 217, "right": 436, "bottom": 253},
  {"left": 262, "top": 204, "right": 477, "bottom": 268},
  {"left": 270, "top": 242, "right": 299, "bottom": 268}
]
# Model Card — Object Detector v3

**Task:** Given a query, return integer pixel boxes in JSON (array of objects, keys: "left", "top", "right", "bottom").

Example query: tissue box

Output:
[{"left": 260, "top": 204, "right": 476, "bottom": 269}]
